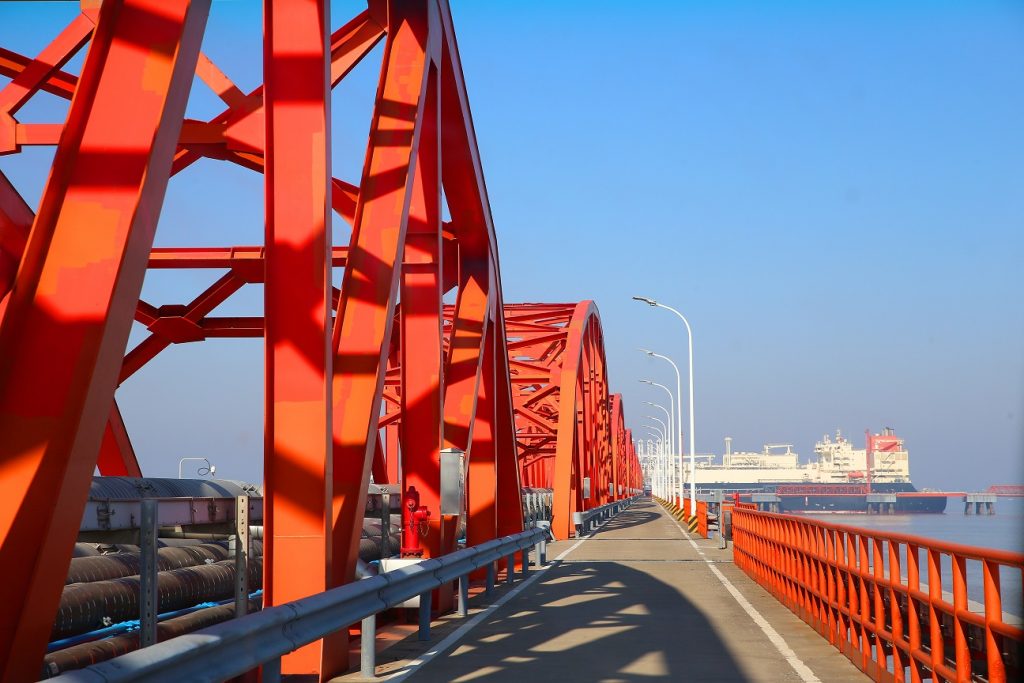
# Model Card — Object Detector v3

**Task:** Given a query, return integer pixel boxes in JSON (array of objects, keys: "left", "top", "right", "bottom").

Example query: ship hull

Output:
[
  {"left": 776, "top": 494, "right": 947, "bottom": 514},
  {"left": 718, "top": 482, "right": 948, "bottom": 514}
]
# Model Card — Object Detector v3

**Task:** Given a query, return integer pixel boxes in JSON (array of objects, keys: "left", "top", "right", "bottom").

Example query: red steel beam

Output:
[
  {"left": 465, "top": 311, "right": 498, "bottom": 550},
  {"left": 492, "top": 307, "right": 525, "bottom": 537},
  {"left": 0, "top": 0, "right": 208, "bottom": 679},
  {"left": 329, "top": 0, "right": 432, "bottom": 600},
  {"left": 0, "top": 13, "right": 93, "bottom": 155},
  {"left": 0, "top": 169, "right": 33, "bottom": 317},
  {"left": 0, "top": 47, "right": 79, "bottom": 101},
  {"left": 504, "top": 302, "right": 627, "bottom": 539},
  {"left": 262, "top": 0, "right": 336, "bottom": 675},
  {"left": 96, "top": 402, "right": 142, "bottom": 477},
  {"left": 400, "top": 63, "right": 448, "bottom": 559},
  {"left": 0, "top": 4, "right": 649, "bottom": 679}
]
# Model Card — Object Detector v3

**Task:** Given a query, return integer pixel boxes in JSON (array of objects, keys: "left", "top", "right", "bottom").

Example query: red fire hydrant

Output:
[{"left": 401, "top": 487, "right": 431, "bottom": 557}]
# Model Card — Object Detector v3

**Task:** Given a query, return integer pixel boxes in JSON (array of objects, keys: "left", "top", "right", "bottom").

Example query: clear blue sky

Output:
[{"left": 2, "top": 1, "right": 1021, "bottom": 490}]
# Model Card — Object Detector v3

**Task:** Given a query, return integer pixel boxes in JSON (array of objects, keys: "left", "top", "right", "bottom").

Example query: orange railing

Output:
[
  {"left": 732, "top": 508, "right": 1024, "bottom": 682},
  {"left": 696, "top": 500, "right": 708, "bottom": 538}
]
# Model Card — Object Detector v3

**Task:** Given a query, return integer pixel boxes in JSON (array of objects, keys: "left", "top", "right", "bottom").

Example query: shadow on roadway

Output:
[{"left": 412, "top": 556, "right": 749, "bottom": 682}]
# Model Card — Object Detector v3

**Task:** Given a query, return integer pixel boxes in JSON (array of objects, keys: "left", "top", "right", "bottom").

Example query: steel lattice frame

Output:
[
  {"left": 507, "top": 302, "right": 642, "bottom": 540},
  {"left": 0, "top": 1, "right": 641, "bottom": 679}
]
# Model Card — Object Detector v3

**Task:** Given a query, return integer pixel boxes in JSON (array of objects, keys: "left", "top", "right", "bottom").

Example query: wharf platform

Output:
[{"left": 343, "top": 499, "right": 867, "bottom": 682}]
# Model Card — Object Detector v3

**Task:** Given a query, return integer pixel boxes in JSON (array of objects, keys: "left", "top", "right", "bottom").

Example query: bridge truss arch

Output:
[
  {"left": 0, "top": 1, "right": 639, "bottom": 678},
  {"left": 508, "top": 302, "right": 641, "bottom": 539}
]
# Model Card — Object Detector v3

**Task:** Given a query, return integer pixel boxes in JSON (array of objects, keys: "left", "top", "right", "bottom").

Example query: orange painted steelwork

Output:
[
  {"left": 0, "top": 2, "right": 643, "bottom": 679},
  {"left": 696, "top": 500, "right": 708, "bottom": 538},
  {"left": 506, "top": 303, "right": 642, "bottom": 539},
  {"left": 732, "top": 508, "right": 1024, "bottom": 682}
]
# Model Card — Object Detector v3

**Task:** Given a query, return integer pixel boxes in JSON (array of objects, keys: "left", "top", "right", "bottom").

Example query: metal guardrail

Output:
[
  {"left": 56, "top": 525, "right": 552, "bottom": 682},
  {"left": 732, "top": 508, "right": 1024, "bottom": 683},
  {"left": 572, "top": 496, "right": 639, "bottom": 536}
]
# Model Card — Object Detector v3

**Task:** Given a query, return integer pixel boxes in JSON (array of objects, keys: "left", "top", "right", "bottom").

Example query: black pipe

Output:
[
  {"left": 66, "top": 544, "right": 231, "bottom": 584},
  {"left": 52, "top": 558, "right": 262, "bottom": 641},
  {"left": 42, "top": 598, "right": 262, "bottom": 678}
]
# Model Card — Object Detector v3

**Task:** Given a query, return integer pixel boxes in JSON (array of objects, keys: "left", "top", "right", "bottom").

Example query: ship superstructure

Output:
[{"left": 681, "top": 428, "right": 945, "bottom": 513}]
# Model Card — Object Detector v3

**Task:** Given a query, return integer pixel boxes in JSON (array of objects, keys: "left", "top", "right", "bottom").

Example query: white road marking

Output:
[
  {"left": 388, "top": 510, "right": 616, "bottom": 680},
  {"left": 664, "top": 507, "right": 821, "bottom": 683}
]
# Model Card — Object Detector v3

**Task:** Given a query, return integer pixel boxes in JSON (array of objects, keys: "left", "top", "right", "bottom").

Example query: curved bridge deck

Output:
[{"left": 354, "top": 499, "right": 867, "bottom": 682}]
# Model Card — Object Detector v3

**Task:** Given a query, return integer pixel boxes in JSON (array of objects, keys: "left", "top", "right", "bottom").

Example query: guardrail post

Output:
[
  {"left": 534, "top": 538, "right": 544, "bottom": 567},
  {"left": 234, "top": 495, "right": 249, "bottom": 619},
  {"left": 537, "top": 521, "right": 550, "bottom": 565},
  {"left": 505, "top": 555, "right": 515, "bottom": 584},
  {"left": 486, "top": 562, "right": 496, "bottom": 595},
  {"left": 521, "top": 548, "right": 530, "bottom": 576},
  {"left": 263, "top": 657, "right": 282, "bottom": 683},
  {"left": 380, "top": 489, "right": 391, "bottom": 559},
  {"left": 361, "top": 613, "right": 377, "bottom": 677},
  {"left": 140, "top": 499, "right": 158, "bottom": 648},
  {"left": 458, "top": 574, "right": 469, "bottom": 617},
  {"left": 418, "top": 591, "right": 432, "bottom": 641}
]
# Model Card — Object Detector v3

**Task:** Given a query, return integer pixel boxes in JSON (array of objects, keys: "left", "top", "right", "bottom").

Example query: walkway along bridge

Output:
[{"left": 0, "top": 0, "right": 1020, "bottom": 681}]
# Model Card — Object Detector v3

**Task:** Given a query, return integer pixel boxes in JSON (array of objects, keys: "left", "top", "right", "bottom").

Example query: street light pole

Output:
[
  {"left": 643, "top": 436, "right": 663, "bottom": 496},
  {"left": 633, "top": 296, "right": 697, "bottom": 505},
  {"left": 640, "top": 435, "right": 658, "bottom": 495},
  {"left": 644, "top": 403, "right": 673, "bottom": 498},
  {"left": 640, "top": 349, "right": 683, "bottom": 503},
  {"left": 639, "top": 380, "right": 675, "bottom": 458},
  {"left": 644, "top": 415, "right": 670, "bottom": 498},
  {"left": 643, "top": 401, "right": 672, "bottom": 454},
  {"left": 642, "top": 422, "right": 666, "bottom": 497},
  {"left": 649, "top": 436, "right": 665, "bottom": 497}
]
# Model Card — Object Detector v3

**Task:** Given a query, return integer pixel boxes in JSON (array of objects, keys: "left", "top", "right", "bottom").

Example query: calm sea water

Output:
[{"left": 804, "top": 497, "right": 1024, "bottom": 617}]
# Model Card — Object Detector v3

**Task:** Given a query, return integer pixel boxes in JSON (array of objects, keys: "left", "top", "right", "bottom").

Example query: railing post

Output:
[
  {"left": 263, "top": 657, "right": 282, "bottom": 683},
  {"left": 380, "top": 489, "right": 391, "bottom": 559},
  {"left": 139, "top": 499, "right": 158, "bottom": 648},
  {"left": 486, "top": 562, "right": 496, "bottom": 595},
  {"left": 534, "top": 538, "right": 544, "bottom": 567},
  {"left": 505, "top": 555, "right": 515, "bottom": 584},
  {"left": 521, "top": 548, "right": 530, "bottom": 577},
  {"left": 457, "top": 574, "right": 469, "bottom": 617},
  {"left": 982, "top": 559, "right": 1005, "bottom": 682},
  {"left": 361, "top": 613, "right": 377, "bottom": 678},
  {"left": 418, "top": 591, "right": 432, "bottom": 641},
  {"left": 234, "top": 495, "right": 249, "bottom": 619}
]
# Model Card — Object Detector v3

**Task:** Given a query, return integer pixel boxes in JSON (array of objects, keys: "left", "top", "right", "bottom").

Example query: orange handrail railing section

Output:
[
  {"left": 732, "top": 508, "right": 1023, "bottom": 683},
  {"left": 696, "top": 500, "right": 709, "bottom": 539}
]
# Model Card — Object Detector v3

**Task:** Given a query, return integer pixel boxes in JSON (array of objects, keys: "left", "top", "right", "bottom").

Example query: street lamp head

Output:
[
  {"left": 637, "top": 347, "right": 655, "bottom": 356},
  {"left": 638, "top": 379, "right": 653, "bottom": 385},
  {"left": 632, "top": 296, "right": 658, "bottom": 307}
]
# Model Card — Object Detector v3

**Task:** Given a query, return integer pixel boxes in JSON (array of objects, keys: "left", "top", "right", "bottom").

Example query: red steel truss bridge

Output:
[
  {"left": 0, "top": 0, "right": 640, "bottom": 679},
  {"left": 3, "top": 3, "right": 1021, "bottom": 683}
]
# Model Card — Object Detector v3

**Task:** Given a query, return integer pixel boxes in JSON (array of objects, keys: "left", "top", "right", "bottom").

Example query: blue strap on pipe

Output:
[{"left": 46, "top": 590, "right": 264, "bottom": 652}]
